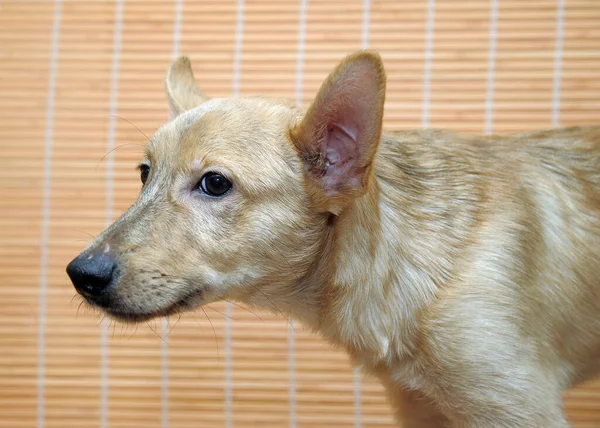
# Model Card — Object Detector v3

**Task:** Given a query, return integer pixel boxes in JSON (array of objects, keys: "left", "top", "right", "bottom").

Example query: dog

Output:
[{"left": 67, "top": 51, "right": 600, "bottom": 427}]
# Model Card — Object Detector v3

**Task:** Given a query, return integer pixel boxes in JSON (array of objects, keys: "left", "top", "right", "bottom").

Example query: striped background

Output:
[{"left": 1, "top": 0, "right": 600, "bottom": 427}]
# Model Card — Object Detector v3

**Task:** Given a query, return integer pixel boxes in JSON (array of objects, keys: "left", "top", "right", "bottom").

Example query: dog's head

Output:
[{"left": 66, "top": 51, "right": 386, "bottom": 322}]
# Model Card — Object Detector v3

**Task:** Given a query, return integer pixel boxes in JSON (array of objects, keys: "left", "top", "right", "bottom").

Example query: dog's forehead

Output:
[
  {"left": 151, "top": 98, "right": 297, "bottom": 153},
  {"left": 147, "top": 97, "right": 302, "bottom": 184}
]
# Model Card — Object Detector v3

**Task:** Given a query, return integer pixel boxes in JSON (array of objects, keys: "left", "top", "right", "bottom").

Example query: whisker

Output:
[
  {"left": 76, "top": 300, "right": 85, "bottom": 318},
  {"left": 199, "top": 307, "right": 220, "bottom": 361},
  {"left": 111, "top": 115, "right": 153, "bottom": 144},
  {"left": 95, "top": 142, "right": 146, "bottom": 171},
  {"left": 77, "top": 230, "right": 97, "bottom": 240},
  {"left": 167, "top": 314, "right": 183, "bottom": 336},
  {"left": 124, "top": 322, "right": 138, "bottom": 340},
  {"left": 185, "top": 313, "right": 221, "bottom": 365},
  {"left": 205, "top": 304, "right": 235, "bottom": 321},
  {"left": 217, "top": 296, "right": 265, "bottom": 323},
  {"left": 146, "top": 321, "right": 167, "bottom": 344}
]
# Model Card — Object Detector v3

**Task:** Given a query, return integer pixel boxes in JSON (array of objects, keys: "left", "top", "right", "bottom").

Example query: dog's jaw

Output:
[{"left": 98, "top": 287, "right": 209, "bottom": 323}]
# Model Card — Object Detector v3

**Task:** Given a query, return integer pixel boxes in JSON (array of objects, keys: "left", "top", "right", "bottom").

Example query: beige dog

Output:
[{"left": 67, "top": 51, "right": 600, "bottom": 427}]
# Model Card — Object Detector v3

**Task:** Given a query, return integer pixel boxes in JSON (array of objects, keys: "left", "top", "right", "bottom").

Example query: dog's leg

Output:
[{"left": 386, "top": 385, "right": 451, "bottom": 428}]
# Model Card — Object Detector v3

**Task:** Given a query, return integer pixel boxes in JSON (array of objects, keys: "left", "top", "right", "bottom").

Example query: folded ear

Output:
[
  {"left": 165, "top": 56, "right": 209, "bottom": 118},
  {"left": 290, "top": 51, "right": 386, "bottom": 214}
]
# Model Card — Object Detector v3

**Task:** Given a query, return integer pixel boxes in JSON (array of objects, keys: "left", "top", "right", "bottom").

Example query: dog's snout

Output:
[{"left": 66, "top": 253, "right": 116, "bottom": 300}]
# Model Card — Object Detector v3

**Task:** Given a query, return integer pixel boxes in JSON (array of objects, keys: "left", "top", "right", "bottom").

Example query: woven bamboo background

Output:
[{"left": 1, "top": 0, "right": 600, "bottom": 427}]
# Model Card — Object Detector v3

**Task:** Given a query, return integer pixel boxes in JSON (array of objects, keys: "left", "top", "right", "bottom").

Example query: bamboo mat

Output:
[{"left": 1, "top": 1, "right": 599, "bottom": 427}]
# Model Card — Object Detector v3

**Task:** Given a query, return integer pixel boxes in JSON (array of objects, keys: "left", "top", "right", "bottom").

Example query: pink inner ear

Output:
[{"left": 322, "top": 122, "right": 364, "bottom": 194}]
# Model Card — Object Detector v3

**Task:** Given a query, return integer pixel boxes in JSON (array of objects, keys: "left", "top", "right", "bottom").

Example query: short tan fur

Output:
[{"left": 69, "top": 51, "right": 600, "bottom": 427}]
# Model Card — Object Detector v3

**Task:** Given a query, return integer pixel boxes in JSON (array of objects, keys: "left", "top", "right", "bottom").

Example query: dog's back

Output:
[
  {"left": 520, "top": 127, "right": 600, "bottom": 386},
  {"left": 376, "top": 126, "right": 600, "bottom": 389}
]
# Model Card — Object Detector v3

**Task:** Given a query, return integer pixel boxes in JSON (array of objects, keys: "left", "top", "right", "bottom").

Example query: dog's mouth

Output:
[{"left": 80, "top": 289, "right": 204, "bottom": 323}]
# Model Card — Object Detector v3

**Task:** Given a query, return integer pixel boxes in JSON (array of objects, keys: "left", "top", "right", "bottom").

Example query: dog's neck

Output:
[
  {"left": 315, "top": 183, "right": 437, "bottom": 364},
  {"left": 282, "top": 131, "right": 483, "bottom": 366}
]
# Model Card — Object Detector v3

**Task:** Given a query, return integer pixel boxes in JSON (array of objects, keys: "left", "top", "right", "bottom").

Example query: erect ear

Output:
[
  {"left": 290, "top": 51, "right": 386, "bottom": 214},
  {"left": 165, "top": 56, "right": 210, "bottom": 118}
]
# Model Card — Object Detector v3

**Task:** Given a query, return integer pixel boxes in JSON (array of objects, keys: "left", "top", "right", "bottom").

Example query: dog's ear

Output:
[
  {"left": 165, "top": 56, "right": 209, "bottom": 118},
  {"left": 290, "top": 51, "right": 386, "bottom": 214}
]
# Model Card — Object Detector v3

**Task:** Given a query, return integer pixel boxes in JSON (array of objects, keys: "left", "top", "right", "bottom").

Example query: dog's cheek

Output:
[{"left": 244, "top": 205, "right": 322, "bottom": 281}]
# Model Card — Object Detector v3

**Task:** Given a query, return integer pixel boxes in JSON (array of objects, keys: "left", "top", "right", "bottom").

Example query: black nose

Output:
[{"left": 66, "top": 253, "right": 116, "bottom": 299}]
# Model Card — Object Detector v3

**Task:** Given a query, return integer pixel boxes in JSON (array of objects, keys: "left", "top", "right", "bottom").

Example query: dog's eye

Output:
[
  {"left": 139, "top": 164, "right": 150, "bottom": 184},
  {"left": 199, "top": 172, "right": 232, "bottom": 197}
]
